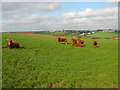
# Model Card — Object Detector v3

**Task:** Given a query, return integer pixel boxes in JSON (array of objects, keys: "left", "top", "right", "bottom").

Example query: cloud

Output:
[
  {"left": 2, "top": 2, "right": 63, "bottom": 13},
  {"left": 108, "top": 0, "right": 119, "bottom": 2},
  {"left": 36, "top": 2, "right": 63, "bottom": 12},
  {"left": 1, "top": 0, "right": 119, "bottom": 2},
  {"left": 2, "top": 0, "right": 60, "bottom": 2},
  {"left": 2, "top": 2, "right": 118, "bottom": 32},
  {"left": 62, "top": 7, "right": 117, "bottom": 18},
  {"left": 107, "top": 0, "right": 119, "bottom": 6},
  {"left": 61, "top": 7, "right": 117, "bottom": 27}
]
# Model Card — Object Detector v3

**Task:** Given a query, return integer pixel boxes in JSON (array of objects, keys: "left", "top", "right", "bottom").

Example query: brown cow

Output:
[
  {"left": 72, "top": 43, "right": 84, "bottom": 47},
  {"left": 6, "top": 39, "right": 20, "bottom": 49},
  {"left": 58, "top": 37, "right": 67, "bottom": 42},
  {"left": 80, "top": 44, "right": 84, "bottom": 47},
  {"left": 71, "top": 38, "right": 78, "bottom": 44},
  {"left": 77, "top": 39, "right": 84, "bottom": 44},
  {"left": 93, "top": 40, "right": 98, "bottom": 47},
  {"left": 71, "top": 38, "right": 84, "bottom": 47},
  {"left": 71, "top": 38, "right": 84, "bottom": 45},
  {"left": 58, "top": 37, "right": 68, "bottom": 45}
]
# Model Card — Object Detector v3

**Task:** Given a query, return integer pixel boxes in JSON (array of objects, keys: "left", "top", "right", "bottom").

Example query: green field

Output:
[
  {"left": 2, "top": 32, "right": 118, "bottom": 88},
  {"left": 87, "top": 32, "right": 118, "bottom": 38}
]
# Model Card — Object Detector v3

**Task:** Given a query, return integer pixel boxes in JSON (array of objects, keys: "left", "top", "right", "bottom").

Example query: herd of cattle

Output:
[
  {"left": 58, "top": 37, "right": 98, "bottom": 47},
  {"left": 5, "top": 38, "right": 98, "bottom": 49}
]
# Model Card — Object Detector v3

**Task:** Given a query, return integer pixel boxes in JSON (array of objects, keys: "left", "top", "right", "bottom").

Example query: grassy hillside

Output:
[
  {"left": 2, "top": 33, "right": 118, "bottom": 88},
  {"left": 87, "top": 32, "right": 118, "bottom": 38}
]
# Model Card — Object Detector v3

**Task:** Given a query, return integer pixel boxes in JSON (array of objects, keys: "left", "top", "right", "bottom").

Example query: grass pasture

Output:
[
  {"left": 87, "top": 32, "right": 118, "bottom": 38},
  {"left": 2, "top": 32, "right": 118, "bottom": 88}
]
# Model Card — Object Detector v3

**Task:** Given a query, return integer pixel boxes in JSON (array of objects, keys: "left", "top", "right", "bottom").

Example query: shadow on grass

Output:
[
  {"left": 2, "top": 46, "right": 25, "bottom": 49},
  {"left": 60, "top": 43, "right": 66, "bottom": 44},
  {"left": 94, "top": 46, "right": 100, "bottom": 48},
  {"left": 18, "top": 47, "right": 25, "bottom": 49}
]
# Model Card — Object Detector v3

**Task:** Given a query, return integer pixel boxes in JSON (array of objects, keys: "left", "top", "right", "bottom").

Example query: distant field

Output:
[
  {"left": 16, "top": 31, "right": 71, "bottom": 36},
  {"left": 87, "top": 32, "right": 118, "bottom": 38},
  {"left": 2, "top": 32, "right": 118, "bottom": 88}
]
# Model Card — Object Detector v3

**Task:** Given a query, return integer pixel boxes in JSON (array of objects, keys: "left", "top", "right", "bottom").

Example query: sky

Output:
[{"left": 1, "top": 0, "right": 119, "bottom": 32}]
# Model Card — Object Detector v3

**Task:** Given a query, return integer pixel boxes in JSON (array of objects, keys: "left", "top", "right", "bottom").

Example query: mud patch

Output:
[
  {"left": 48, "top": 80, "right": 64, "bottom": 88},
  {"left": 24, "top": 34, "right": 40, "bottom": 35}
]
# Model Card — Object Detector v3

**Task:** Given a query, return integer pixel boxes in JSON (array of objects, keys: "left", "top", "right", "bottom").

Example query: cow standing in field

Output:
[
  {"left": 93, "top": 40, "right": 98, "bottom": 47},
  {"left": 6, "top": 39, "right": 20, "bottom": 49},
  {"left": 71, "top": 38, "right": 85, "bottom": 47}
]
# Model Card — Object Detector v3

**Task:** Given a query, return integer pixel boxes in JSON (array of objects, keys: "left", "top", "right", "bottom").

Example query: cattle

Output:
[
  {"left": 93, "top": 40, "right": 98, "bottom": 47},
  {"left": 77, "top": 39, "right": 84, "bottom": 44},
  {"left": 71, "top": 38, "right": 84, "bottom": 44},
  {"left": 58, "top": 37, "right": 68, "bottom": 45},
  {"left": 79, "top": 44, "right": 84, "bottom": 47},
  {"left": 71, "top": 38, "right": 78, "bottom": 44},
  {"left": 6, "top": 39, "right": 20, "bottom": 49},
  {"left": 71, "top": 38, "right": 85, "bottom": 47},
  {"left": 72, "top": 43, "right": 84, "bottom": 47},
  {"left": 58, "top": 37, "right": 67, "bottom": 42}
]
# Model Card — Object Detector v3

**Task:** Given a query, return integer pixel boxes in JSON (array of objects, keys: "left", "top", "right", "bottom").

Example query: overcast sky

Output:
[{"left": 1, "top": 0, "right": 118, "bottom": 32}]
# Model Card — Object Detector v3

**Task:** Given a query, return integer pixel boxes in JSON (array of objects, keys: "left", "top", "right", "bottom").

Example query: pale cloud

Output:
[
  {"left": 2, "top": 2, "right": 63, "bottom": 13},
  {"left": 2, "top": 2, "right": 118, "bottom": 32},
  {"left": 62, "top": 12, "right": 76, "bottom": 18},
  {"left": 108, "top": 0, "right": 119, "bottom": 2},
  {"left": 60, "top": 7, "right": 118, "bottom": 30},
  {"left": 37, "top": 2, "right": 63, "bottom": 12},
  {"left": 1, "top": 0, "right": 119, "bottom": 2},
  {"left": 62, "top": 7, "right": 117, "bottom": 18},
  {"left": 1, "top": 0, "right": 60, "bottom": 2}
]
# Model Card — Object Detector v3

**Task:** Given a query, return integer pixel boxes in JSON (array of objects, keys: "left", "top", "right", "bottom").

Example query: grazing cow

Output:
[
  {"left": 77, "top": 39, "right": 84, "bottom": 44},
  {"left": 93, "top": 40, "right": 98, "bottom": 47},
  {"left": 72, "top": 43, "right": 84, "bottom": 47},
  {"left": 58, "top": 37, "right": 68, "bottom": 45},
  {"left": 71, "top": 38, "right": 78, "bottom": 45},
  {"left": 71, "top": 38, "right": 84, "bottom": 44},
  {"left": 80, "top": 44, "right": 84, "bottom": 47},
  {"left": 58, "top": 37, "right": 67, "bottom": 42},
  {"left": 71, "top": 39, "right": 85, "bottom": 47},
  {"left": 6, "top": 39, "right": 20, "bottom": 49}
]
